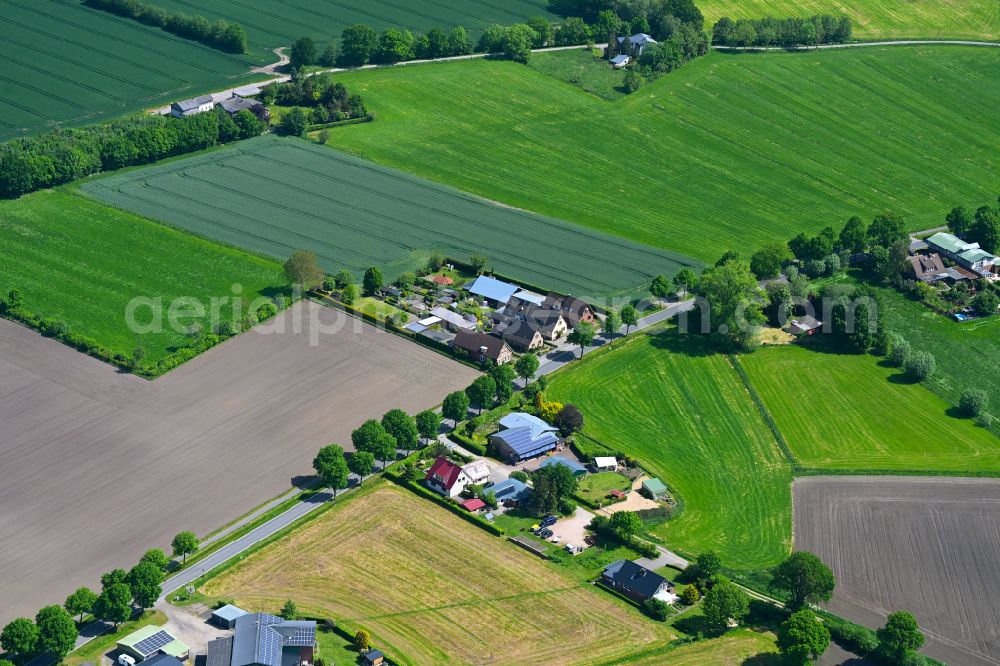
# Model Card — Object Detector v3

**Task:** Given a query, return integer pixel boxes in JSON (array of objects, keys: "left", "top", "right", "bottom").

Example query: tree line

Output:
[
  {"left": 0, "top": 107, "right": 266, "bottom": 199},
  {"left": 712, "top": 14, "right": 852, "bottom": 47},
  {"left": 85, "top": 0, "right": 248, "bottom": 53},
  {"left": 259, "top": 76, "right": 368, "bottom": 137}
]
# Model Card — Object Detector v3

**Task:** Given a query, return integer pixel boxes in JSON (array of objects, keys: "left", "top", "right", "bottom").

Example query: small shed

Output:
[
  {"left": 610, "top": 54, "right": 631, "bottom": 69},
  {"left": 117, "top": 626, "right": 189, "bottom": 663},
  {"left": 642, "top": 478, "right": 668, "bottom": 500},
  {"left": 460, "top": 497, "right": 486, "bottom": 512},
  {"left": 364, "top": 650, "right": 385, "bottom": 666},
  {"left": 593, "top": 456, "right": 618, "bottom": 472},
  {"left": 609, "top": 489, "right": 626, "bottom": 500},
  {"left": 211, "top": 604, "right": 247, "bottom": 629}
]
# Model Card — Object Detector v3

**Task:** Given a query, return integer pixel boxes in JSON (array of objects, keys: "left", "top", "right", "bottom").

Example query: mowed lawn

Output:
[
  {"left": 623, "top": 629, "right": 778, "bottom": 665},
  {"left": 146, "top": 0, "right": 556, "bottom": 55},
  {"left": 699, "top": 0, "right": 1000, "bottom": 41},
  {"left": 82, "top": 135, "right": 697, "bottom": 301},
  {"left": 0, "top": 0, "right": 261, "bottom": 141},
  {"left": 0, "top": 190, "right": 285, "bottom": 363},
  {"left": 880, "top": 286, "right": 1000, "bottom": 416},
  {"left": 327, "top": 47, "right": 1000, "bottom": 263},
  {"left": 202, "top": 482, "right": 676, "bottom": 666},
  {"left": 741, "top": 345, "right": 1000, "bottom": 472},
  {"left": 547, "top": 329, "right": 792, "bottom": 569}
]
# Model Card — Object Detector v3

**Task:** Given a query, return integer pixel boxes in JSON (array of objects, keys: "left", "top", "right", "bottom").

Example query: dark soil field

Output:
[
  {"left": 0, "top": 301, "right": 478, "bottom": 625},
  {"left": 795, "top": 476, "right": 1000, "bottom": 666}
]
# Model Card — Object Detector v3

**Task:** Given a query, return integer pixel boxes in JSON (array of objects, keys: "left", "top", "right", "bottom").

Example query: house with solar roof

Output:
[
  {"left": 489, "top": 413, "right": 560, "bottom": 463},
  {"left": 117, "top": 625, "right": 190, "bottom": 663},
  {"left": 207, "top": 613, "right": 316, "bottom": 666}
]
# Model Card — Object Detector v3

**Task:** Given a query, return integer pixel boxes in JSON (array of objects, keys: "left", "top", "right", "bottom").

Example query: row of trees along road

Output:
[{"left": 0, "top": 540, "right": 202, "bottom": 664}]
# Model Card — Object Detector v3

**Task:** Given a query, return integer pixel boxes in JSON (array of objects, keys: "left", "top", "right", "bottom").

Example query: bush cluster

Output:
[
  {"left": 259, "top": 76, "right": 368, "bottom": 130},
  {"left": 712, "top": 15, "right": 852, "bottom": 47},
  {"left": 85, "top": 0, "right": 248, "bottom": 53},
  {"left": 0, "top": 108, "right": 266, "bottom": 198}
]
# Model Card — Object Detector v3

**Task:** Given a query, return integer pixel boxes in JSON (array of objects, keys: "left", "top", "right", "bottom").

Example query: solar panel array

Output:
[{"left": 133, "top": 631, "right": 174, "bottom": 657}]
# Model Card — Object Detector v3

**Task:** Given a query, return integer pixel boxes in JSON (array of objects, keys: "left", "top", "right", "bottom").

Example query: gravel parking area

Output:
[
  {"left": 548, "top": 507, "right": 595, "bottom": 549},
  {"left": 0, "top": 301, "right": 478, "bottom": 624}
]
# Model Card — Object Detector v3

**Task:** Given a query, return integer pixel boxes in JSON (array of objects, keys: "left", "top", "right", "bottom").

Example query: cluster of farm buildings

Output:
[
  {"left": 168, "top": 94, "right": 269, "bottom": 122},
  {"left": 907, "top": 231, "right": 999, "bottom": 284}
]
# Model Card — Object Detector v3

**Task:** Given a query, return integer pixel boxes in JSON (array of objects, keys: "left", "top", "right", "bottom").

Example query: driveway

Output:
[
  {"left": 156, "top": 600, "right": 224, "bottom": 660},
  {"left": 548, "top": 506, "right": 595, "bottom": 549}
]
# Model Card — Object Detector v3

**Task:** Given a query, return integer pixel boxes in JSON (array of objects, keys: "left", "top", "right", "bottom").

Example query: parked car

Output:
[
  {"left": 550, "top": 534, "right": 562, "bottom": 544},
  {"left": 530, "top": 524, "right": 541, "bottom": 533},
  {"left": 540, "top": 516, "right": 557, "bottom": 527},
  {"left": 118, "top": 656, "right": 136, "bottom": 666},
  {"left": 565, "top": 543, "right": 583, "bottom": 555},
  {"left": 538, "top": 528, "right": 553, "bottom": 539}
]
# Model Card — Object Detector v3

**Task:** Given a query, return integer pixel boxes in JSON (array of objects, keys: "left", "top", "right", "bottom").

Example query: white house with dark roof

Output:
[{"left": 170, "top": 95, "right": 214, "bottom": 118}]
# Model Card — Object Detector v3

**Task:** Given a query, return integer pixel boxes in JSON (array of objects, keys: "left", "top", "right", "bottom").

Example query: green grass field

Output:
[
  {"left": 0, "top": 190, "right": 284, "bottom": 363},
  {"left": 527, "top": 48, "right": 628, "bottom": 101},
  {"left": 145, "top": 0, "right": 557, "bottom": 56},
  {"left": 576, "top": 471, "right": 632, "bottom": 504},
  {"left": 325, "top": 47, "right": 1000, "bottom": 263},
  {"left": 0, "top": 0, "right": 262, "bottom": 142},
  {"left": 700, "top": 0, "right": 1000, "bottom": 41},
  {"left": 878, "top": 285, "right": 1000, "bottom": 414},
  {"left": 741, "top": 345, "right": 1000, "bottom": 472},
  {"left": 548, "top": 328, "right": 792, "bottom": 569},
  {"left": 81, "top": 134, "right": 698, "bottom": 300}
]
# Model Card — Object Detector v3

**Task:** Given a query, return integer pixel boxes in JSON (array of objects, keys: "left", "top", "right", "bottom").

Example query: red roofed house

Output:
[
  {"left": 424, "top": 456, "right": 471, "bottom": 498},
  {"left": 460, "top": 498, "right": 486, "bottom": 512},
  {"left": 426, "top": 274, "right": 454, "bottom": 287}
]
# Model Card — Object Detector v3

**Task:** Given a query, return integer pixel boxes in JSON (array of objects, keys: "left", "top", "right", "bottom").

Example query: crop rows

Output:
[
  {"left": 150, "top": 0, "right": 557, "bottom": 52},
  {"left": 83, "top": 135, "right": 697, "bottom": 301},
  {"left": 0, "top": 0, "right": 258, "bottom": 141},
  {"left": 324, "top": 48, "right": 1000, "bottom": 263}
]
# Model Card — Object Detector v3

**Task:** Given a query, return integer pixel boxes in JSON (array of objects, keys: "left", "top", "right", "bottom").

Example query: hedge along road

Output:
[{"left": 714, "top": 39, "right": 1000, "bottom": 51}]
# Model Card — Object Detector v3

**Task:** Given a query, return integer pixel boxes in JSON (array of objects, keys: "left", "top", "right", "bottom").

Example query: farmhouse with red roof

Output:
[{"left": 424, "top": 456, "right": 471, "bottom": 498}]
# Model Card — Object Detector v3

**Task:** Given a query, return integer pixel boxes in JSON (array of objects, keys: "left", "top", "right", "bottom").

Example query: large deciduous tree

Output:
[
  {"left": 466, "top": 376, "right": 497, "bottom": 414},
  {"left": 1, "top": 618, "right": 39, "bottom": 662},
  {"left": 876, "top": 611, "right": 924, "bottom": 663},
  {"left": 171, "top": 531, "right": 199, "bottom": 565},
  {"left": 381, "top": 409, "right": 419, "bottom": 451},
  {"left": 289, "top": 37, "right": 317, "bottom": 69},
  {"left": 770, "top": 551, "right": 835, "bottom": 610},
  {"left": 313, "top": 444, "right": 349, "bottom": 497},
  {"left": 694, "top": 258, "right": 764, "bottom": 351},
  {"left": 65, "top": 587, "right": 98, "bottom": 623},
  {"left": 442, "top": 390, "right": 470, "bottom": 428},
  {"left": 35, "top": 606, "right": 78, "bottom": 661},
  {"left": 362, "top": 266, "right": 384, "bottom": 296},
  {"left": 340, "top": 24, "right": 378, "bottom": 65},
  {"left": 515, "top": 354, "right": 540, "bottom": 384},
  {"left": 127, "top": 562, "right": 163, "bottom": 610},
  {"left": 415, "top": 409, "right": 442, "bottom": 444},
  {"left": 348, "top": 451, "right": 375, "bottom": 483},
  {"left": 568, "top": 321, "right": 595, "bottom": 357},
  {"left": 777, "top": 609, "right": 830, "bottom": 664},
  {"left": 749, "top": 242, "right": 792, "bottom": 279},
  {"left": 702, "top": 576, "right": 749, "bottom": 634},
  {"left": 93, "top": 583, "right": 132, "bottom": 628},
  {"left": 529, "top": 463, "right": 577, "bottom": 515}
]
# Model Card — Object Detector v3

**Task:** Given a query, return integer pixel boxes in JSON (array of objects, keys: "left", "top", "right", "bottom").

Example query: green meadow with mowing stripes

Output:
[
  {"left": 700, "top": 0, "right": 1000, "bottom": 41},
  {"left": 0, "top": 0, "right": 262, "bottom": 142},
  {"left": 741, "top": 345, "right": 1000, "bottom": 473},
  {"left": 0, "top": 190, "right": 284, "bottom": 363},
  {"left": 81, "top": 135, "right": 698, "bottom": 301},
  {"left": 144, "top": 0, "right": 557, "bottom": 56},
  {"left": 547, "top": 327, "right": 792, "bottom": 569},
  {"left": 326, "top": 47, "right": 1000, "bottom": 263}
]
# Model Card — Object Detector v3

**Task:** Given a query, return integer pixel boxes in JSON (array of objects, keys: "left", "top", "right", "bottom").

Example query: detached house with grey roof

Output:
[
  {"left": 617, "top": 33, "right": 657, "bottom": 56},
  {"left": 170, "top": 95, "right": 214, "bottom": 118},
  {"left": 207, "top": 613, "right": 316, "bottom": 666}
]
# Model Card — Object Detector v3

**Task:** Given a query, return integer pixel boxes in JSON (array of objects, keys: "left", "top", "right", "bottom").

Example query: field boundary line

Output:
[{"left": 727, "top": 353, "right": 798, "bottom": 467}]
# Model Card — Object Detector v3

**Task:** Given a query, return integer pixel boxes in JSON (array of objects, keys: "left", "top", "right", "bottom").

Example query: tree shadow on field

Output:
[
  {"left": 647, "top": 327, "right": 718, "bottom": 358},
  {"left": 742, "top": 653, "right": 782, "bottom": 666},
  {"left": 673, "top": 613, "right": 710, "bottom": 636},
  {"left": 886, "top": 371, "right": 919, "bottom": 385}
]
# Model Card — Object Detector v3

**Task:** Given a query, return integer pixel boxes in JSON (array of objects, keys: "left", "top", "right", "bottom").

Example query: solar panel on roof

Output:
[{"left": 133, "top": 631, "right": 174, "bottom": 657}]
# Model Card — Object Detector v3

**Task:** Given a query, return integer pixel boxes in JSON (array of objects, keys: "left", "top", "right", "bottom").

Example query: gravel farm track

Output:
[
  {"left": 0, "top": 300, "right": 478, "bottom": 624},
  {"left": 795, "top": 476, "right": 1000, "bottom": 666}
]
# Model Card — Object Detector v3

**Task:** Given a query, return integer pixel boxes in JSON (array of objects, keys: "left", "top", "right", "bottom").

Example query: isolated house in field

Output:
[
  {"left": 601, "top": 559, "right": 673, "bottom": 603},
  {"left": 907, "top": 253, "right": 947, "bottom": 282},
  {"left": 785, "top": 315, "right": 823, "bottom": 337},
  {"left": 170, "top": 94, "right": 214, "bottom": 118},
  {"left": 118, "top": 626, "right": 190, "bottom": 663},
  {"left": 610, "top": 54, "right": 631, "bottom": 68},
  {"left": 467, "top": 275, "right": 519, "bottom": 307},
  {"left": 462, "top": 459, "right": 491, "bottom": 486},
  {"left": 618, "top": 33, "right": 657, "bottom": 56},
  {"left": 207, "top": 613, "right": 316, "bottom": 666},
  {"left": 425, "top": 456, "right": 471, "bottom": 498},
  {"left": 542, "top": 294, "right": 597, "bottom": 328},
  {"left": 490, "top": 413, "right": 560, "bottom": 463},
  {"left": 539, "top": 456, "right": 588, "bottom": 478},
  {"left": 453, "top": 330, "right": 513, "bottom": 365}
]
